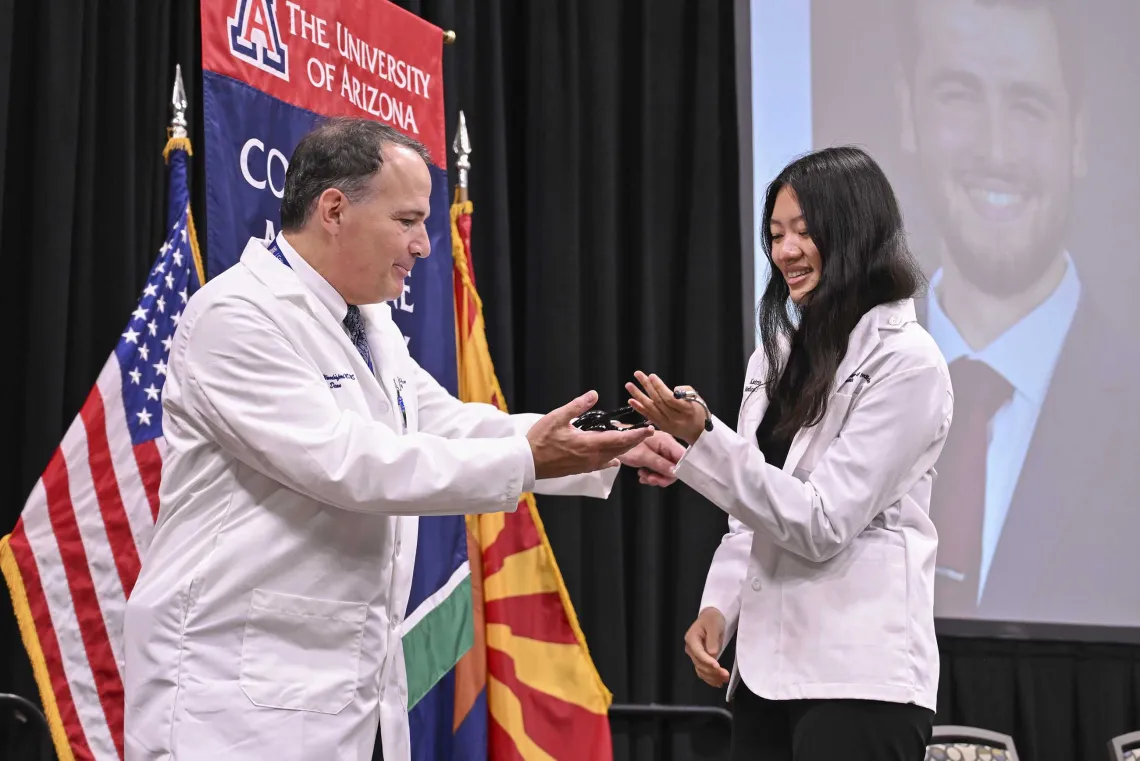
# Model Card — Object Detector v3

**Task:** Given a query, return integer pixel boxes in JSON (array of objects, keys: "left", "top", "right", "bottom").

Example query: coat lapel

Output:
[
  {"left": 738, "top": 329, "right": 794, "bottom": 441},
  {"left": 783, "top": 311, "right": 879, "bottom": 471},
  {"left": 318, "top": 303, "right": 382, "bottom": 399},
  {"left": 360, "top": 303, "right": 406, "bottom": 428},
  {"left": 240, "top": 240, "right": 387, "bottom": 411},
  {"left": 737, "top": 351, "right": 772, "bottom": 439},
  {"left": 781, "top": 301, "right": 911, "bottom": 472}
]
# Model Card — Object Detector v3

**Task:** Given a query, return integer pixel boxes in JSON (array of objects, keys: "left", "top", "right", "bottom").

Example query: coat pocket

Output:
[
  {"left": 776, "top": 542, "right": 910, "bottom": 686},
  {"left": 239, "top": 589, "right": 368, "bottom": 715}
]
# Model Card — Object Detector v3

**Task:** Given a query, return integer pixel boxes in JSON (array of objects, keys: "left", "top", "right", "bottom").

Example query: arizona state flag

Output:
[{"left": 450, "top": 194, "right": 615, "bottom": 760}]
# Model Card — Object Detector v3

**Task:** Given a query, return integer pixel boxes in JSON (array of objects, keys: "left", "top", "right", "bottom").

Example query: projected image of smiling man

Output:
[
  {"left": 896, "top": 0, "right": 1086, "bottom": 348},
  {"left": 890, "top": 0, "right": 1114, "bottom": 621}
]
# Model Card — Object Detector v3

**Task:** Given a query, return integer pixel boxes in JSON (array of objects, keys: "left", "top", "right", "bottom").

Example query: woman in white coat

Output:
[{"left": 627, "top": 146, "right": 953, "bottom": 760}]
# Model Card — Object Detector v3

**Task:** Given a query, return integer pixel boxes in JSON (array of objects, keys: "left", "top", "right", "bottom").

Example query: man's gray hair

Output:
[{"left": 280, "top": 117, "right": 432, "bottom": 231}]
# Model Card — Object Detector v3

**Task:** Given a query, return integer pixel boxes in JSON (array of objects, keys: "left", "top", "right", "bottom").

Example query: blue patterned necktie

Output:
[
  {"left": 342, "top": 305, "right": 375, "bottom": 373},
  {"left": 268, "top": 239, "right": 374, "bottom": 373}
]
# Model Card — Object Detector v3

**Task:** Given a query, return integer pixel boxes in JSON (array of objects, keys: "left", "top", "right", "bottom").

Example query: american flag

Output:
[{"left": 0, "top": 140, "right": 204, "bottom": 761}]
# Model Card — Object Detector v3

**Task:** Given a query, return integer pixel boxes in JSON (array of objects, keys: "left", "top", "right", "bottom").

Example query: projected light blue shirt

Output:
[{"left": 927, "top": 254, "right": 1081, "bottom": 598}]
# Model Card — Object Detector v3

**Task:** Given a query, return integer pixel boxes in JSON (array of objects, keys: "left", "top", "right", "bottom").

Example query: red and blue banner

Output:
[{"left": 200, "top": 2, "right": 484, "bottom": 759}]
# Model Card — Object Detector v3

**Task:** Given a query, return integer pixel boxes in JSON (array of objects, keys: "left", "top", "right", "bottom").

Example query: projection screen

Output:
[{"left": 736, "top": 0, "right": 1140, "bottom": 641}]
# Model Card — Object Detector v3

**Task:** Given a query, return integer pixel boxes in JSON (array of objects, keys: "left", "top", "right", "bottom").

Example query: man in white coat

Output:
[{"left": 122, "top": 117, "right": 682, "bottom": 761}]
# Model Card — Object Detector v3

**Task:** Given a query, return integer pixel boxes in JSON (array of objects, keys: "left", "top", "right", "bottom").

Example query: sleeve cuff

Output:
[
  {"left": 673, "top": 414, "right": 733, "bottom": 483},
  {"left": 520, "top": 437, "right": 536, "bottom": 493},
  {"left": 699, "top": 577, "right": 743, "bottom": 651}
]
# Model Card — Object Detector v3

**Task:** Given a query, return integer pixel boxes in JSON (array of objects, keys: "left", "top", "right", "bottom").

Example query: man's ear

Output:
[{"left": 316, "top": 188, "right": 347, "bottom": 233}]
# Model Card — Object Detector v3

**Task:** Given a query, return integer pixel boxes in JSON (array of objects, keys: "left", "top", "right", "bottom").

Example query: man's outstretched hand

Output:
[{"left": 527, "top": 391, "right": 655, "bottom": 480}]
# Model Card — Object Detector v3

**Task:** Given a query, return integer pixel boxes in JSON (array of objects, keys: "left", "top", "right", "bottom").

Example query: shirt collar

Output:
[
  {"left": 926, "top": 253, "right": 1081, "bottom": 405},
  {"left": 275, "top": 233, "right": 349, "bottom": 324}
]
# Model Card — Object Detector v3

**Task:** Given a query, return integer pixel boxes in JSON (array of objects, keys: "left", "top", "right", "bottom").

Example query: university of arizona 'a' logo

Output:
[{"left": 227, "top": 0, "right": 289, "bottom": 81}]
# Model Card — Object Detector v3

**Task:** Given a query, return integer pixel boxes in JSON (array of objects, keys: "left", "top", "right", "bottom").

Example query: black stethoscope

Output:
[{"left": 571, "top": 387, "right": 714, "bottom": 433}]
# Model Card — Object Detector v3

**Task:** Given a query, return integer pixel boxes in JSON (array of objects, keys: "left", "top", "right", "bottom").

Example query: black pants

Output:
[{"left": 729, "top": 682, "right": 934, "bottom": 761}]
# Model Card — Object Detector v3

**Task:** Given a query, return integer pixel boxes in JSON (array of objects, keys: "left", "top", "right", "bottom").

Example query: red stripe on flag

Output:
[
  {"left": 487, "top": 648, "right": 612, "bottom": 761},
  {"left": 42, "top": 447, "right": 126, "bottom": 758},
  {"left": 482, "top": 503, "right": 541, "bottom": 577},
  {"left": 483, "top": 592, "right": 579, "bottom": 645},
  {"left": 9, "top": 522, "right": 95, "bottom": 760},
  {"left": 454, "top": 209, "right": 480, "bottom": 336},
  {"left": 133, "top": 440, "right": 162, "bottom": 522},
  {"left": 80, "top": 392, "right": 142, "bottom": 597},
  {"left": 488, "top": 715, "right": 528, "bottom": 761}
]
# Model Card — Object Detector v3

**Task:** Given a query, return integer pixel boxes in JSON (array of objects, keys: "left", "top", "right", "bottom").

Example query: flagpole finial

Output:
[
  {"left": 443, "top": 30, "right": 457, "bottom": 44},
  {"left": 170, "top": 64, "right": 188, "bottom": 139},
  {"left": 452, "top": 110, "right": 471, "bottom": 192}
]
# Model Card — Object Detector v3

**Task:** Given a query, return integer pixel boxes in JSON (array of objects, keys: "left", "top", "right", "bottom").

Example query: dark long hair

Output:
[{"left": 758, "top": 146, "right": 925, "bottom": 438}]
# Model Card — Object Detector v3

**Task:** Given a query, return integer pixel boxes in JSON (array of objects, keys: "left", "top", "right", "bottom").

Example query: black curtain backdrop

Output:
[{"left": 0, "top": 2, "right": 1137, "bottom": 760}]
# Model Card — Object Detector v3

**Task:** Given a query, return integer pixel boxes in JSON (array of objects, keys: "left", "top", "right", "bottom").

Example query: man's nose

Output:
[{"left": 413, "top": 227, "right": 431, "bottom": 258}]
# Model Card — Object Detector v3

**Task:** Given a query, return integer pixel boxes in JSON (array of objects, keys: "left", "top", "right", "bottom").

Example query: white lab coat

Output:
[
  {"left": 675, "top": 299, "right": 952, "bottom": 711},
  {"left": 122, "top": 239, "right": 618, "bottom": 761}
]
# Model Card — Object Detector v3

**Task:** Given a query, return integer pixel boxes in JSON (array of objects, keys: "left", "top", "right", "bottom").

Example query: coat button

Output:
[
  {"left": 394, "top": 540, "right": 401, "bottom": 557},
  {"left": 751, "top": 578, "right": 762, "bottom": 591},
  {"left": 888, "top": 315, "right": 901, "bottom": 326},
  {"left": 392, "top": 612, "right": 401, "bottom": 627}
]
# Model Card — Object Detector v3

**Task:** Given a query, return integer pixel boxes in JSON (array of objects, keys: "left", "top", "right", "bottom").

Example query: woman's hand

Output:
[
  {"left": 684, "top": 607, "right": 730, "bottom": 687},
  {"left": 616, "top": 430, "right": 687, "bottom": 487},
  {"left": 625, "top": 371, "right": 708, "bottom": 446}
]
